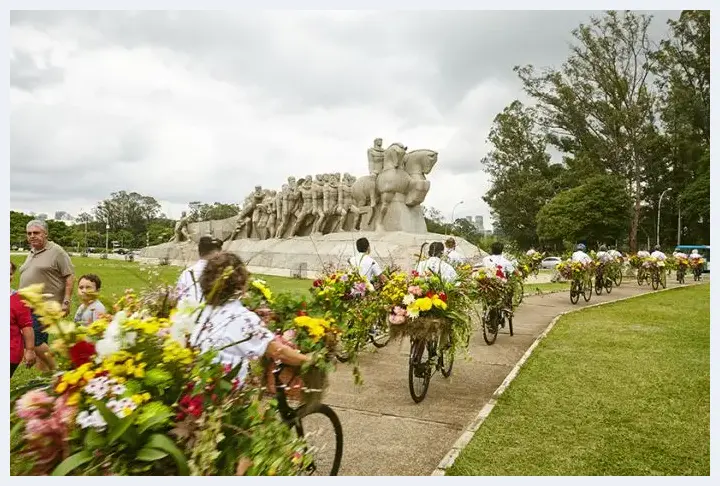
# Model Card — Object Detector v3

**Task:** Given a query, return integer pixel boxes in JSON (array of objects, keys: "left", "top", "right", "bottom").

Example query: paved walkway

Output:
[{"left": 322, "top": 277, "right": 708, "bottom": 476}]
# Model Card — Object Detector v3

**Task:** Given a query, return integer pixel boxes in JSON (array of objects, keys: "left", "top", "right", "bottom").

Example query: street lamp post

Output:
[
  {"left": 657, "top": 188, "right": 671, "bottom": 247},
  {"left": 448, "top": 201, "right": 464, "bottom": 235},
  {"left": 105, "top": 221, "right": 110, "bottom": 255}
]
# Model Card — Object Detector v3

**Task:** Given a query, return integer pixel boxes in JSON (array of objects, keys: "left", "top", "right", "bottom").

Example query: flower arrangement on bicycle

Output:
[
  {"left": 12, "top": 284, "right": 313, "bottom": 476},
  {"left": 556, "top": 260, "right": 594, "bottom": 281}
]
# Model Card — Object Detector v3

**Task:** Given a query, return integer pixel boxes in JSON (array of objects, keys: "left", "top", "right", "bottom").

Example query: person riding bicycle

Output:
[
  {"left": 637, "top": 248, "right": 651, "bottom": 258},
  {"left": 688, "top": 249, "right": 703, "bottom": 262},
  {"left": 347, "top": 237, "right": 386, "bottom": 286},
  {"left": 571, "top": 244, "right": 592, "bottom": 264},
  {"left": 416, "top": 241, "right": 458, "bottom": 283},
  {"left": 650, "top": 245, "right": 667, "bottom": 261},
  {"left": 595, "top": 245, "right": 613, "bottom": 264},
  {"left": 482, "top": 242, "right": 516, "bottom": 279},
  {"left": 444, "top": 237, "right": 466, "bottom": 265}
]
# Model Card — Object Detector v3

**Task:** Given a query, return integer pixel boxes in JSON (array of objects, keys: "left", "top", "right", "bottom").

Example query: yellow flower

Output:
[
  {"left": 55, "top": 381, "right": 68, "bottom": 394},
  {"left": 67, "top": 392, "right": 81, "bottom": 406},
  {"left": 413, "top": 297, "right": 433, "bottom": 312},
  {"left": 430, "top": 296, "right": 448, "bottom": 310},
  {"left": 131, "top": 393, "right": 151, "bottom": 405}
]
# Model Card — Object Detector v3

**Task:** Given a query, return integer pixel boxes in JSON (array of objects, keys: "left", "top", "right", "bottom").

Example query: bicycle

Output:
[
  {"left": 649, "top": 265, "right": 667, "bottom": 291},
  {"left": 408, "top": 330, "right": 454, "bottom": 403},
  {"left": 594, "top": 264, "right": 613, "bottom": 295},
  {"left": 609, "top": 259, "right": 624, "bottom": 287},
  {"left": 569, "top": 270, "right": 593, "bottom": 305},
  {"left": 271, "top": 364, "right": 344, "bottom": 476},
  {"left": 636, "top": 266, "right": 650, "bottom": 286},
  {"left": 691, "top": 261, "right": 704, "bottom": 281},
  {"left": 676, "top": 265, "right": 687, "bottom": 284},
  {"left": 481, "top": 303, "right": 513, "bottom": 345}
]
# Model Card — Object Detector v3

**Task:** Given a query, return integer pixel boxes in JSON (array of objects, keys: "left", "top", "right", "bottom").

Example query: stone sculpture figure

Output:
[
  {"left": 310, "top": 174, "right": 326, "bottom": 235},
  {"left": 404, "top": 149, "right": 438, "bottom": 206},
  {"left": 263, "top": 190, "right": 278, "bottom": 240},
  {"left": 320, "top": 173, "right": 340, "bottom": 234},
  {"left": 273, "top": 184, "right": 288, "bottom": 238},
  {"left": 376, "top": 143, "right": 411, "bottom": 230},
  {"left": 229, "top": 185, "right": 264, "bottom": 241},
  {"left": 336, "top": 173, "right": 360, "bottom": 232},
  {"left": 170, "top": 211, "right": 191, "bottom": 242},
  {"left": 367, "top": 138, "right": 385, "bottom": 178},
  {"left": 289, "top": 178, "right": 315, "bottom": 237}
]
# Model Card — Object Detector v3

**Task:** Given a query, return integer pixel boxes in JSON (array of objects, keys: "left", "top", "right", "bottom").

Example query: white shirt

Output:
[
  {"left": 176, "top": 259, "right": 208, "bottom": 304},
  {"left": 348, "top": 254, "right": 382, "bottom": 281},
  {"left": 482, "top": 254, "right": 516, "bottom": 277},
  {"left": 446, "top": 249, "right": 465, "bottom": 265},
  {"left": 596, "top": 251, "right": 613, "bottom": 263},
  {"left": 190, "top": 300, "right": 274, "bottom": 383},
  {"left": 416, "top": 256, "right": 458, "bottom": 283},
  {"left": 526, "top": 249, "right": 538, "bottom": 256},
  {"left": 571, "top": 251, "right": 592, "bottom": 264},
  {"left": 651, "top": 250, "right": 667, "bottom": 261}
]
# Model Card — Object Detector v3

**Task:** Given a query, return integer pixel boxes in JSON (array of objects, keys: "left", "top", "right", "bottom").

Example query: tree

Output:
[
  {"left": 515, "top": 11, "right": 658, "bottom": 252},
  {"left": 10, "top": 210, "right": 32, "bottom": 247},
  {"left": 481, "top": 100, "right": 564, "bottom": 249},
  {"left": 188, "top": 201, "right": 240, "bottom": 222},
  {"left": 93, "top": 191, "right": 162, "bottom": 231},
  {"left": 536, "top": 175, "right": 632, "bottom": 248},
  {"left": 422, "top": 206, "right": 450, "bottom": 234}
]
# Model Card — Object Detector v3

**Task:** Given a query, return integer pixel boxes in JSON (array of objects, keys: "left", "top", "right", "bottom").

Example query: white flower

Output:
[
  {"left": 77, "top": 408, "right": 107, "bottom": 430},
  {"left": 111, "top": 384, "right": 126, "bottom": 396},
  {"left": 407, "top": 308, "right": 420, "bottom": 319},
  {"left": 95, "top": 337, "right": 121, "bottom": 359},
  {"left": 402, "top": 294, "right": 416, "bottom": 306}
]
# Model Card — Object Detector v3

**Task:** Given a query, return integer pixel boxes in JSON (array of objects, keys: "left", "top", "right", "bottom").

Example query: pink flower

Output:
[
  {"left": 389, "top": 313, "right": 406, "bottom": 325},
  {"left": 15, "top": 390, "right": 54, "bottom": 421},
  {"left": 52, "top": 395, "right": 77, "bottom": 426},
  {"left": 393, "top": 306, "right": 407, "bottom": 316},
  {"left": 282, "top": 329, "right": 296, "bottom": 342},
  {"left": 408, "top": 285, "right": 423, "bottom": 296}
]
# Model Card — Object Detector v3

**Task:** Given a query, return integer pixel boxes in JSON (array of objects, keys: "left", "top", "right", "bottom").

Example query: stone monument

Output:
[{"left": 139, "top": 137, "right": 483, "bottom": 277}]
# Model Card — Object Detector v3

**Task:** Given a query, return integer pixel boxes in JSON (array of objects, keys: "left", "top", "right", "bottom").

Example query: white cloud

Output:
[{"left": 10, "top": 10, "right": 680, "bottom": 228}]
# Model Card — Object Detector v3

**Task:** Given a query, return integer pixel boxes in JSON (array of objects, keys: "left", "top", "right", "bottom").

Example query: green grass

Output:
[
  {"left": 447, "top": 284, "right": 710, "bottom": 476},
  {"left": 525, "top": 282, "right": 569, "bottom": 295}
]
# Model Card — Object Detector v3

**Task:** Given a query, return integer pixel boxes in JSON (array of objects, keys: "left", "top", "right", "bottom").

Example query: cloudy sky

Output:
[{"left": 10, "top": 10, "right": 679, "bottom": 227}]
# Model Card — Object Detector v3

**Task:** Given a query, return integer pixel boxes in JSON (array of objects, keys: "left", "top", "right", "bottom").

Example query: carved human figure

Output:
[
  {"left": 170, "top": 211, "right": 191, "bottom": 242},
  {"left": 289, "top": 178, "right": 315, "bottom": 237},
  {"left": 367, "top": 138, "right": 385, "bottom": 178},
  {"left": 273, "top": 184, "right": 288, "bottom": 238},
  {"left": 376, "top": 143, "right": 411, "bottom": 230},
  {"left": 251, "top": 191, "right": 269, "bottom": 239},
  {"left": 229, "top": 185, "right": 264, "bottom": 240},
  {"left": 263, "top": 190, "right": 278, "bottom": 239},
  {"left": 319, "top": 173, "right": 340, "bottom": 234},
  {"left": 310, "top": 174, "right": 326, "bottom": 234},
  {"left": 336, "top": 173, "right": 360, "bottom": 232}
]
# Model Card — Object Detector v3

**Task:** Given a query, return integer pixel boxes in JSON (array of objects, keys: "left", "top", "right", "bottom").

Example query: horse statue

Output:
[
  {"left": 375, "top": 143, "right": 411, "bottom": 229},
  {"left": 403, "top": 149, "right": 438, "bottom": 206}
]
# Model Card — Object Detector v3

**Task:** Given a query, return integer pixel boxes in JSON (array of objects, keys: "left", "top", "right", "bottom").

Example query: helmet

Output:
[
  {"left": 692, "top": 249, "right": 699, "bottom": 255},
  {"left": 599, "top": 245, "right": 607, "bottom": 251},
  {"left": 576, "top": 244, "right": 586, "bottom": 251}
]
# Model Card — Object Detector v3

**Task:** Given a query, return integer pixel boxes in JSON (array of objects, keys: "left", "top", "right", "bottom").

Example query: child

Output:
[{"left": 74, "top": 274, "right": 107, "bottom": 325}]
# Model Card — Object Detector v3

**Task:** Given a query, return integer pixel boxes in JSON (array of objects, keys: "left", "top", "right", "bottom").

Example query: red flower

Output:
[
  {"left": 411, "top": 270, "right": 419, "bottom": 277},
  {"left": 296, "top": 310, "right": 308, "bottom": 317},
  {"left": 300, "top": 301, "right": 307, "bottom": 309},
  {"left": 426, "top": 291, "right": 435, "bottom": 299},
  {"left": 438, "top": 292, "right": 447, "bottom": 303},
  {"left": 312, "top": 279, "right": 322, "bottom": 288},
  {"left": 69, "top": 341, "right": 96, "bottom": 368},
  {"left": 178, "top": 394, "right": 203, "bottom": 418},
  {"left": 495, "top": 266, "right": 505, "bottom": 279}
]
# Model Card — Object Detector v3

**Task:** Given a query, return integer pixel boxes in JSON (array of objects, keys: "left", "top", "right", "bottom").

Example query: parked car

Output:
[{"left": 540, "top": 256, "right": 562, "bottom": 269}]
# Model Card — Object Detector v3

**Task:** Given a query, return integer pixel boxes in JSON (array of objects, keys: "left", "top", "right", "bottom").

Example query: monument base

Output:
[{"left": 138, "top": 232, "right": 485, "bottom": 279}]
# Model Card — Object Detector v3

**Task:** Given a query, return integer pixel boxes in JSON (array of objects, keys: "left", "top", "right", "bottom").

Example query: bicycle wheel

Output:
[
  {"left": 594, "top": 276, "right": 603, "bottom": 295},
  {"left": 570, "top": 281, "right": 580, "bottom": 305},
  {"left": 582, "top": 275, "right": 592, "bottom": 302},
  {"left": 604, "top": 277, "right": 612, "bottom": 294},
  {"left": 660, "top": 269, "right": 667, "bottom": 289},
  {"left": 651, "top": 272, "right": 659, "bottom": 290},
  {"left": 408, "top": 339, "right": 431, "bottom": 403},
  {"left": 294, "top": 404, "right": 344, "bottom": 476},
  {"left": 369, "top": 318, "right": 391, "bottom": 348},
  {"left": 439, "top": 335, "right": 454, "bottom": 378},
  {"left": 613, "top": 267, "right": 623, "bottom": 287},
  {"left": 507, "top": 310, "right": 514, "bottom": 337},
  {"left": 637, "top": 269, "right": 644, "bottom": 286},
  {"left": 482, "top": 308, "right": 500, "bottom": 345}
]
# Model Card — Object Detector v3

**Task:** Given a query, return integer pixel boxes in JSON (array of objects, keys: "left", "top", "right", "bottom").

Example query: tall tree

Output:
[
  {"left": 94, "top": 191, "right": 162, "bottom": 232},
  {"left": 515, "top": 10, "right": 657, "bottom": 252},
  {"left": 481, "top": 100, "right": 564, "bottom": 249}
]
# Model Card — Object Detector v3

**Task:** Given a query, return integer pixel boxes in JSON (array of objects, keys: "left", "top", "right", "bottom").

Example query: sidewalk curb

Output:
[{"left": 431, "top": 283, "right": 699, "bottom": 476}]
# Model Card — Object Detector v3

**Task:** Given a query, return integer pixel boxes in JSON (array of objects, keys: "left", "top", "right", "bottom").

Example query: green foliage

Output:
[
  {"left": 536, "top": 175, "right": 631, "bottom": 247},
  {"left": 188, "top": 201, "right": 240, "bottom": 222}
]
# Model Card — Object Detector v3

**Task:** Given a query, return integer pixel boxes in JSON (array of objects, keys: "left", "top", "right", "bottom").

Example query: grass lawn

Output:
[
  {"left": 447, "top": 284, "right": 710, "bottom": 476},
  {"left": 525, "top": 282, "right": 568, "bottom": 295}
]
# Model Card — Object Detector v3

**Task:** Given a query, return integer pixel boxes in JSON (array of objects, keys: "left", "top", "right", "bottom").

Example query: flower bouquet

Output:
[
  {"left": 469, "top": 267, "right": 510, "bottom": 311},
  {"left": 629, "top": 254, "right": 647, "bottom": 269},
  {"left": 641, "top": 256, "right": 665, "bottom": 270},
  {"left": 11, "top": 284, "right": 313, "bottom": 476},
  {"left": 689, "top": 257, "right": 706, "bottom": 270},
  {"left": 556, "top": 260, "right": 594, "bottom": 281}
]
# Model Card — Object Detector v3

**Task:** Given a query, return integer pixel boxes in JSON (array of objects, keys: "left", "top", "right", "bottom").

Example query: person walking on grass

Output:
[
  {"left": 18, "top": 219, "right": 73, "bottom": 372},
  {"left": 10, "top": 261, "right": 36, "bottom": 377}
]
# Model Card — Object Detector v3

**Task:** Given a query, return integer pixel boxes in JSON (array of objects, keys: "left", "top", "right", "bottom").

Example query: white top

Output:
[
  {"left": 74, "top": 300, "right": 107, "bottom": 325},
  {"left": 637, "top": 251, "right": 651, "bottom": 258},
  {"left": 526, "top": 249, "right": 538, "bottom": 256},
  {"left": 348, "top": 254, "right": 382, "bottom": 281},
  {"left": 190, "top": 300, "right": 274, "bottom": 383},
  {"left": 176, "top": 259, "right": 208, "bottom": 304},
  {"left": 596, "top": 251, "right": 613, "bottom": 263},
  {"left": 482, "top": 254, "right": 516, "bottom": 276},
  {"left": 416, "top": 256, "right": 458, "bottom": 283},
  {"left": 446, "top": 249, "right": 465, "bottom": 265},
  {"left": 651, "top": 250, "right": 667, "bottom": 261},
  {"left": 571, "top": 251, "right": 592, "bottom": 264}
]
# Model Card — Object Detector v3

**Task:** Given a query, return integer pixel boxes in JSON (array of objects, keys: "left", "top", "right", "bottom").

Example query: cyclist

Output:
[
  {"left": 596, "top": 245, "right": 613, "bottom": 264},
  {"left": 650, "top": 245, "right": 667, "bottom": 261},
  {"left": 348, "top": 237, "right": 386, "bottom": 286},
  {"left": 482, "top": 242, "right": 516, "bottom": 279},
  {"left": 444, "top": 237, "right": 466, "bottom": 265},
  {"left": 637, "top": 248, "right": 651, "bottom": 258},
  {"left": 571, "top": 244, "right": 592, "bottom": 264},
  {"left": 688, "top": 249, "right": 703, "bottom": 262},
  {"left": 416, "top": 241, "right": 458, "bottom": 283}
]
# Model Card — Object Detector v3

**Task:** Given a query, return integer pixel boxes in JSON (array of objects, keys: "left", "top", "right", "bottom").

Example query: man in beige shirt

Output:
[{"left": 18, "top": 219, "right": 74, "bottom": 371}]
